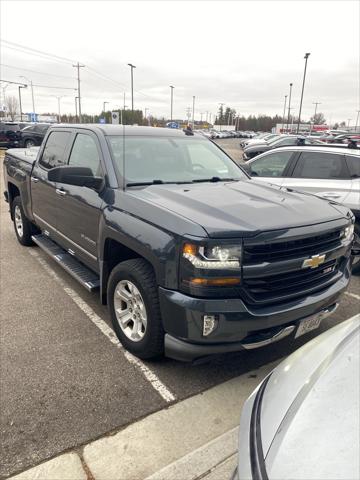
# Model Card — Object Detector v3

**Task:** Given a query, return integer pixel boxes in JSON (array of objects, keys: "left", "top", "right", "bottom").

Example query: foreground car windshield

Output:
[{"left": 107, "top": 136, "right": 245, "bottom": 184}]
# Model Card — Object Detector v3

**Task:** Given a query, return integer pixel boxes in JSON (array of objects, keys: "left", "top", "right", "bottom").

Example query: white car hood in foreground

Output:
[{"left": 262, "top": 317, "right": 360, "bottom": 479}]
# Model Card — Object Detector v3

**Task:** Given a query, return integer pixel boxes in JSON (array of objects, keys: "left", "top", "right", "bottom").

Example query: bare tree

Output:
[{"left": 5, "top": 95, "right": 19, "bottom": 121}]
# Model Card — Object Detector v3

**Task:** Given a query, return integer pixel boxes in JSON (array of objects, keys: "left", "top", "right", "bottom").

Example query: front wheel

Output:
[
  {"left": 107, "top": 259, "right": 164, "bottom": 359},
  {"left": 24, "top": 139, "right": 36, "bottom": 148},
  {"left": 11, "top": 196, "right": 35, "bottom": 246}
]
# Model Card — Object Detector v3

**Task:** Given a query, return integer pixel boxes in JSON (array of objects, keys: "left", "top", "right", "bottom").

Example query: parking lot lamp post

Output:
[
  {"left": 170, "top": 86, "right": 174, "bottom": 121},
  {"left": 347, "top": 118, "right": 352, "bottom": 128},
  {"left": 128, "top": 64, "right": 136, "bottom": 113},
  {"left": 192, "top": 96, "right": 195, "bottom": 129},
  {"left": 286, "top": 83, "right": 293, "bottom": 132},
  {"left": 281, "top": 95, "right": 287, "bottom": 132},
  {"left": 218, "top": 103, "right": 224, "bottom": 131},
  {"left": 18, "top": 85, "right": 27, "bottom": 122},
  {"left": 355, "top": 111, "right": 360, "bottom": 131},
  {"left": 297, "top": 53, "right": 311, "bottom": 134},
  {"left": 53, "top": 95, "right": 65, "bottom": 123},
  {"left": 310, "top": 101, "right": 321, "bottom": 134},
  {"left": 75, "top": 96, "right": 78, "bottom": 122},
  {"left": 103, "top": 101, "right": 109, "bottom": 122},
  {"left": 20, "top": 76, "right": 35, "bottom": 115}
]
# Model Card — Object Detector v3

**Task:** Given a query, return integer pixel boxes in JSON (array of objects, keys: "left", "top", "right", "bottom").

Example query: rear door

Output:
[
  {"left": 281, "top": 151, "right": 353, "bottom": 204},
  {"left": 55, "top": 130, "right": 104, "bottom": 270},
  {"left": 31, "top": 130, "right": 73, "bottom": 238},
  {"left": 248, "top": 150, "right": 297, "bottom": 187}
]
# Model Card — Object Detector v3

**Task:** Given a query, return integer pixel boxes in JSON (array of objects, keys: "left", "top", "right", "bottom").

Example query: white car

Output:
[
  {"left": 233, "top": 314, "right": 360, "bottom": 480},
  {"left": 242, "top": 146, "right": 360, "bottom": 272}
]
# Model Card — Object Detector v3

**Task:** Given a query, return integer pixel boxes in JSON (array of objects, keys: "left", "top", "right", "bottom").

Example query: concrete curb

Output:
[{"left": 145, "top": 427, "right": 238, "bottom": 480}]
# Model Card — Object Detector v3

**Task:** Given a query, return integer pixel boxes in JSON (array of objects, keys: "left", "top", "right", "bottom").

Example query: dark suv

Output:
[
  {"left": 0, "top": 123, "right": 21, "bottom": 148},
  {"left": 19, "top": 123, "right": 51, "bottom": 147}
]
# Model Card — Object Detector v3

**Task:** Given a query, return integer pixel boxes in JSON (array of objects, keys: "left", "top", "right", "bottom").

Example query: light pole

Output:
[
  {"left": 218, "top": 103, "right": 225, "bottom": 131},
  {"left": 103, "top": 101, "right": 109, "bottom": 122},
  {"left": 53, "top": 95, "right": 66, "bottom": 123},
  {"left": 297, "top": 52, "right": 311, "bottom": 134},
  {"left": 75, "top": 96, "right": 79, "bottom": 122},
  {"left": 347, "top": 118, "right": 352, "bottom": 128},
  {"left": 144, "top": 107, "right": 148, "bottom": 125},
  {"left": 281, "top": 95, "right": 288, "bottom": 133},
  {"left": 20, "top": 76, "right": 35, "bottom": 115},
  {"left": 310, "top": 101, "right": 321, "bottom": 134},
  {"left": 72, "top": 62, "right": 85, "bottom": 123},
  {"left": 192, "top": 96, "right": 195, "bottom": 129},
  {"left": 18, "top": 85, "right": 27, "bottom": 121},
  {"left": 355, "top": 111, "right": 360, "bottom": 131},
  {"left": 286, "top": 83, "right": 293, "bottom": 132},
  {"left": 128, "top": 63, "right": 136, "bottom": 112},
  {"left": 170, "top": 85, "right": 174, "bottom": 121}
]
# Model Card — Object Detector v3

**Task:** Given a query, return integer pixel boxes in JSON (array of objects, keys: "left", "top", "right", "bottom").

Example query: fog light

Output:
[{"left": 203, "top": 315, "right": 218, "bottom": 336}]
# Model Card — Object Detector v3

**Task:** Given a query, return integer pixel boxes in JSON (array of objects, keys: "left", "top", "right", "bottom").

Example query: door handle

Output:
[
  {"left": 56, "top": 188, "right": 67, "bottom": 196},
  {"left": 31, "top": 176, "right": 39, "bottom": 183}
]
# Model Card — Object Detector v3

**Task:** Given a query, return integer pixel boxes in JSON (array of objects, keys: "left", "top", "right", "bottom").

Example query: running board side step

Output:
[{"left": 31, "top": 234, "right": 100, "bottom": 292}]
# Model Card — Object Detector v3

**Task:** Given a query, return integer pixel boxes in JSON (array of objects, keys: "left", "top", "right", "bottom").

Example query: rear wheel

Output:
[
  {"left": 11, "top": 196, "right": 35, "bottom": 246},
  {"left": 107, "top": 259, "right": 164, "bottom": 359}
]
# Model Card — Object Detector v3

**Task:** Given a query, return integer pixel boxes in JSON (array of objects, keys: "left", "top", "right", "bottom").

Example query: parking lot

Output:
[{"left": 1, "top": 142, "right": 359, "bottom": 479}]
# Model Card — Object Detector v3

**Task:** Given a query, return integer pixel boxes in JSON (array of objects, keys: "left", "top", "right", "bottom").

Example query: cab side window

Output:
[
  {"left": 40, "top": 131, "right": 71, "bottom": 169},
  {"left": 250, "top": 151, "right": 294, "bottom": 177},
  {"left": 68, "top": 133, "right": 102, "bottom": 176},
  {"left": 345, "top": 155, "right": 360, "bottom": 178},
  {"left": 292, "top": 152, "right": 349, "bottom": 179}
]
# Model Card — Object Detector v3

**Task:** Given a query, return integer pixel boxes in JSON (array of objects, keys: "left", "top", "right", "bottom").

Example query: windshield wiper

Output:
[
  {"left": 192, "top": 177, "right": 239, "bottom": 183},
  {"left": 126, "top": 180, "right": 193, "bottom": 187}
]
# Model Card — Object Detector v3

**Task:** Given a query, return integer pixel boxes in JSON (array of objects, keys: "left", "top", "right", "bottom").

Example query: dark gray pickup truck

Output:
[{"left": 3, "top": 125, "right": 355, "bottom": 361}]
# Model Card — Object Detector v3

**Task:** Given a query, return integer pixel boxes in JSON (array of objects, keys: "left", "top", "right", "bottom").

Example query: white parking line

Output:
[
  {"left": 345, "top": 291, "right": 360, "bottom": 301},
  {"left": 28, "top": 249, "right": 176, "bottom": 403}
]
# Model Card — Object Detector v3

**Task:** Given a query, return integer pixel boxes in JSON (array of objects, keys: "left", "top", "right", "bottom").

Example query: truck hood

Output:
[{"left": 130, "top": 179, "right": 348, "bottom": 238}]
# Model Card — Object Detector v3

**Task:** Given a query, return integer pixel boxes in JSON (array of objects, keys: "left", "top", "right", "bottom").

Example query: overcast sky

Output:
[{"left": 1, "top": 0, "right": 359, "bottom": 124}]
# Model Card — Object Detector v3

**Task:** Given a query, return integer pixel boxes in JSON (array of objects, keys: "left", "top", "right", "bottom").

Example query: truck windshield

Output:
[{"left": 107, "top": 136, "right": 245, "bottom": 185}]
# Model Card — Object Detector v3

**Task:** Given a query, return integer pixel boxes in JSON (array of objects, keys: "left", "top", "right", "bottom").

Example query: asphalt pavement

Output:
[{"left": 1, "top": 141, "right": 359, "bottom": 478}]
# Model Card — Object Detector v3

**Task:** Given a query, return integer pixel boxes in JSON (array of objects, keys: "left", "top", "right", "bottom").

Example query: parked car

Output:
[
  {"left": 0, "top": 122, "right": 22, "bottom": 148},
  {"left": 242, "top": 146, "right": 360, "bottom": 273},
  {"left": 242, "top": 135, "right": 326, "bottom": 160},
  {"left": 19, "top": 123, "right": 51, "bottom": 147},
  {"left": 240, "top": 133, "right": 279, "bottom": 149},
  {"left": 3, "top": 125, "right": 354, "bottom": 361},
  {"left": 233, "top": 314, "right": 360, "bottom": 480}
]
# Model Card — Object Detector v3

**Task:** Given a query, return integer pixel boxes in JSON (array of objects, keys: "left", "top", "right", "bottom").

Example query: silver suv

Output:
[{"left": 243, "top": 146, "right": 360, "bottom": 272}]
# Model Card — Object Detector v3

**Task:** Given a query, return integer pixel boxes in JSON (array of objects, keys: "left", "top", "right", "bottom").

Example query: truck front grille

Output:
[
  {"left": 242, "top": 227, "right": 345, "bottom": 306},
  {"left": 243, "top": 229, "right": 342, "bottom": 264},
  {"left": 243, "top": 259, "right": 340, "bottom": 305}
]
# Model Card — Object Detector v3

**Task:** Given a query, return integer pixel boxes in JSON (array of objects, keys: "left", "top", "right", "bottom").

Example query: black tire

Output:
[
  {"left": 351, "top": 224, "right": 360, "bottom": 275},
  {"left": 11, "top": 196, "right": 35, "bottom": 246},
  {"left": 25, "top": 139, "right": 35, "bottom": 148},
  {"left": 107, "top": 259, "right": 164, "bottom": 359}
]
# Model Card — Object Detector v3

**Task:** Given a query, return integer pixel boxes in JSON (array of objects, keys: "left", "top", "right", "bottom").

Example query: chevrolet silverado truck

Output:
[{"left": 3, "top": 125, "right": 355, "bottom": 361}]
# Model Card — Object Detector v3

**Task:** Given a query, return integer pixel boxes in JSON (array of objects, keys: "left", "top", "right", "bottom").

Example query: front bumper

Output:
[{"left": 159, "top": 263, "right": 351, "bottom": 361}]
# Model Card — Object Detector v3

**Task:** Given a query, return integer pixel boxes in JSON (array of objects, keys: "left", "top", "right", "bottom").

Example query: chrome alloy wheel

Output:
[
  {"left": 14, "top": 205, "right": 23, "bottom": 238},
  {"left": 114, "top": 280, "right": 147, "bottom": 342}
]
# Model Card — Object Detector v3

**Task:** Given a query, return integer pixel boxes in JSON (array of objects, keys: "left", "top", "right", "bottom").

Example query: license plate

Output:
[{"left": 295, "top": 314, "right": 322, "bottom": 338}]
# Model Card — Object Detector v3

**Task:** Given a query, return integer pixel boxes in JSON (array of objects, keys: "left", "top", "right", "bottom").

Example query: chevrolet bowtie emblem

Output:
[{"left": 302, "top": 254, "right": 326, "bottom": 269}]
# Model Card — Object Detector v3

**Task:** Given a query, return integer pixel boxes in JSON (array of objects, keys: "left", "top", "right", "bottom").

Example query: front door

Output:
[{"left": 55, "top": 131, "right": 104, "bottom": 271}]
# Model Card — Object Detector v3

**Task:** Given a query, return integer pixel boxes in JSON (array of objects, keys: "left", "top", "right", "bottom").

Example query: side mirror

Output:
[
  {"left": 241, "top": 163, "right": 252, "bottom": 175},
  {"left": 48, "top": 166, "right": 103, "bottom": 191}
]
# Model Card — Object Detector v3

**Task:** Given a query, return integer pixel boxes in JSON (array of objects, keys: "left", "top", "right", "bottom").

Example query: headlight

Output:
[
  {"left": 341, "top": 224, "right": 354, "bottom": 242},
  {"left": 183, "top": 243, "right": 242, "bottom": 269}
]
